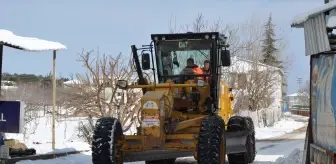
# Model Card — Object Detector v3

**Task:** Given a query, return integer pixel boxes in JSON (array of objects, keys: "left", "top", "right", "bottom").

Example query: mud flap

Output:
[{"left": 226, "top": 130, "right": 249, "bottom": 154}]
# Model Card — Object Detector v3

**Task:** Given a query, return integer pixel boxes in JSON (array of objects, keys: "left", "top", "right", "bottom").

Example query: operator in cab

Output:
[
  {"left": 201, "top": 60, "right": 211, "bottom": 81},
  {"left": 180, "top": 58, "right": 203, "bottom": 79}
]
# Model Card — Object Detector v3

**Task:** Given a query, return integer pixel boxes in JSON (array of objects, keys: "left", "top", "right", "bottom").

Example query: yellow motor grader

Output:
[{"left": 91, "top": 32, "right": 256, "bottom": 164}]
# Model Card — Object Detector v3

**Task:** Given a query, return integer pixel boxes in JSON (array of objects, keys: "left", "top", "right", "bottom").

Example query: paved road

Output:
[
  {"left": 176, "top": 124, "right": 307, "bottom": 164},
  {"left": 126, "top": 138, "right": 305, "bottom": 164},
  {"left": 103, "top": 116, "right": 309, "bottom": 164},
  {"left": 169, "top": 124, "right": 307, "bottom": 164},
  {"left": 18, "top": 126, "right": 306, "bottom": 164}
]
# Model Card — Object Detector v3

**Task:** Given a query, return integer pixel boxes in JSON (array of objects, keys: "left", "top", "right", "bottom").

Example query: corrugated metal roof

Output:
[
  {"left": 303, "top": 14, "right": 331, "bottom": 56},
  {"left": 0, "top": 29, "right": 66, "bottom": 51},
  {"left": 291, "top": 1, "right": 336, "bottom": 28}
]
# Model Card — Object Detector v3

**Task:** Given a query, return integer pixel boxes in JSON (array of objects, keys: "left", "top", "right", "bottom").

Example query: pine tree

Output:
[{"left": 261, "top": 14, "right": 282, "bottom": 68}]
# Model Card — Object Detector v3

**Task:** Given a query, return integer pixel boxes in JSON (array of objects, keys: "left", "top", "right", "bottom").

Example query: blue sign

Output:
[
  {"left": 282, "top": 101, "right": 288, "bottom": 113},
  {"left": 0, "top": 101, "right": 23, "bottom": 133}
]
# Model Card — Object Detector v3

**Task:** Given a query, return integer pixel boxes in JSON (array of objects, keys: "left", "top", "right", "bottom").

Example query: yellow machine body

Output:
[
  {"left": 120, "top": 79, "right": 234, "bottom": 159},
  {"left": 91, "top": 32, "right": 255, "bottom": 164}
]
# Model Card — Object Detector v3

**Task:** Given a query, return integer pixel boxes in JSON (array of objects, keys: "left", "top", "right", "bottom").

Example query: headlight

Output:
[
  {"left": 212, "top": 34, "right": 216, "bottom": 39},
  {"left": 205, "top": 35, "right": 209, "bottom": 39},
  {"left": 116, "top": 80, "right": 128, "bottom": 89}
]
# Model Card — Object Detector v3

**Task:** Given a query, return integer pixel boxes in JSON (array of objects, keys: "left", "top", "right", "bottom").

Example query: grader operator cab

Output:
[{"left": 92, "top": 32, "right": 256, "bottom": 164}]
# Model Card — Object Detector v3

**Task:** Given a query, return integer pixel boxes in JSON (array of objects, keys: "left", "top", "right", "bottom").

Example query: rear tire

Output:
[
  {"left": 92, "top": 117, "right": 124, "bottom": 164},
  {"left": 145, "top": 158, "right": 176, "bottom": 164},
  {"left": 246, "top": 116, "right": 256, "bottom": 162},
  {"left": 197, "top": 115, "right": 226, "bottom": 164},
  {"left": 227, "top": 116, "right": 256, "bottom": 164}
]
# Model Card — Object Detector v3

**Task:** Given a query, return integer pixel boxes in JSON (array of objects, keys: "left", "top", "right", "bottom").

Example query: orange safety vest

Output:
[{"left": 192, "top": 67, "right": 203, "bottom": 79}]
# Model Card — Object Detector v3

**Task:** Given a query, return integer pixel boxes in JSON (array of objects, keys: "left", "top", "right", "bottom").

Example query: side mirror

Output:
[
  {"left": 221, "top": 49, "right": 231, "bottom": 66},
  {"left": 142, "top": 53, "right": 151, "bottom": 70},
  {"left": 116, "top": 80, "right": 128, "bottom": 89}
]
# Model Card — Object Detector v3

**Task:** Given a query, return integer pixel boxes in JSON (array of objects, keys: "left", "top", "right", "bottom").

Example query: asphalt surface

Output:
[
  {"left": 127, "top": 123, "right": 308, "bottom": 164},
  {"left": 126, "top": 139, "right": 306, "bottom": 164}
]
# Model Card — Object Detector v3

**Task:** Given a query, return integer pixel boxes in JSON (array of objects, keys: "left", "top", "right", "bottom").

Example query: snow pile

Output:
[
  {"left": 0, "top": 29, "right": 66, "bottom": 51},
  {"left": 6, "top": 116, "right": 84, "bottom": 143},
  {"left": 16, "top": 151, "right": 92, "bottom": 164},
  {"left": 63, "top": 79, "right": 82, "bottom": 85},
  {"left": 4, "top": 115, "right": 138, "bottom": 154},
  {"left": 275, "top": 149, "right": 303, "bottom": 164},
  {"left": 283, "top": 112, "right": 309, "bottom": 121},
  {"left": 5, "top": 116, "right": 91, "bottom": 154},
  {"left": 256, "top": 116, "right": 306, "bottom": 140}
]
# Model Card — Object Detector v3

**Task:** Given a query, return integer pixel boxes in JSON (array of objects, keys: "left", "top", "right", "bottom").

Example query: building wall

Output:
[
  {"left": 223, "top": 57, "right": 284, "bottom": 126},
  {"left": 311, "top": 54, "right": 336, "bottom": 151}
]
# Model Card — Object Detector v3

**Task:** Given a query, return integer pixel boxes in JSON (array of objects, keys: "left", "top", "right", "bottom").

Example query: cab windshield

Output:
[{"left": 156, "top": 40, "right": 212, "bottom": 81}]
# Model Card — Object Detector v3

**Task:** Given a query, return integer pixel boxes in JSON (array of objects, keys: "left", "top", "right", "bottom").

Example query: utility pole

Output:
[
  {"left": 297, "top": 77, "right": 303, "bottom": 91},
  {"left": 52, "top": 50, "right": 56, "bottom": 150}
]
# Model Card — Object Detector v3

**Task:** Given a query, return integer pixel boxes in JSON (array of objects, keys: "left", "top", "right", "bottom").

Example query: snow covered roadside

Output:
[
  {"left": 3, "top": 115, "right": 138, "bottom": 155},
  {"left": 16, "top": 151, "right": 92, "bottom": 164},
  {"left": 4, "top": 113, "right": 308, "bottom": 153},
  {"left": 275, "top": 149, "right": 303, "bottom": 164},
  {"left": 255, "top": 114, "right": 307, "bottom": 140},
  {"left": 4, "top": 116, "right": 91, "bottom": 154},
  {"left": 283, "top": 112, "right": 309, "bottom": 121}
]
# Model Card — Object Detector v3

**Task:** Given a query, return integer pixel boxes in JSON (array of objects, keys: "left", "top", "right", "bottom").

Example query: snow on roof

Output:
[
  {"left": 64, "top": 79, "right": 82, "bottom": 85},
  {"left": 291, "top": 1, "right": 336, "bottom": 28},
  {"left": 327, "top": 9, "right": 336, "bottom": 27},
  {"left": 287, "top": 93, "right": 299, "bottom": 97},
  {"left": 0, "top": 29, "right": 66, "bottom": 51},
  {"left": 231, "top": 56, "right": 285, "bottom": 75},
  {"left": 286, "top": 92, "right": 309, "bottom": 97}
]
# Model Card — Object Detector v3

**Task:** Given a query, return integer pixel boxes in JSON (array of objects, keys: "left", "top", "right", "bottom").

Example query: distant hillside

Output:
[{"left": 2, "top": 72, "right": 69, "bottom": 85}]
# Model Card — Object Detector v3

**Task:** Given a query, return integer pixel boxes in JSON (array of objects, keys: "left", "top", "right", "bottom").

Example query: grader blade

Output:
[
  {"left": 123, "top": 150, "right": 193, "bottom": 162},
  {"left": 225, "top": 130, "right": 250, "bottom": 154}
]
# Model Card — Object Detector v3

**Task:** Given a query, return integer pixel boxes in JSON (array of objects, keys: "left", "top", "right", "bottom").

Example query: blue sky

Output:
[{"left": 0, "top": 0, "right": 323, "bottom": 94}]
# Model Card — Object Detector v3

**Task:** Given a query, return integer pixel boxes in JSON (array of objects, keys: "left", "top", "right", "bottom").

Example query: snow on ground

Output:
[
  {"left": 255, "top": 139, "right": 305, "bottom": 163},
  {"left": 16, "top": 151, "right": 92, "bottom": 164},
  {"left": 9, "top": 112, "right": 308, "bottom": 163},
  {"left": 8, "top": 112, "right": 306, "bottom": 154},
  {"left": 283, "top": 112, "right": 309, "bottom": 121},
  {"left": 16, "top": 140, "right": 306, "bottom": 164},
  {"left": 275, "top": 149, "right": 303, "bottom": 164},
  {"left": 4, "top": 114, "right": 138, "bottom": 155},
  {"left": 255, "top": 114, "right": 307, "bottom": 140},
  {"left": 5, "top": 116, "right": 91, "bottom": 154}
]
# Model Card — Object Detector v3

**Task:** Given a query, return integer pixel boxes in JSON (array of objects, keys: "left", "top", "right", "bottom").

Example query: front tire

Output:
[
  {"left": 92, "top": 117, "right": 124, "bottom": 164},
  {"left": 197, "top": 115, "right": 226, "bottom": 164}
]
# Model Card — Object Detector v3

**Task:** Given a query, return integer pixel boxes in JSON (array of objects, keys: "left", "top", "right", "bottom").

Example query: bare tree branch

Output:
[{"left": 62, "top": 50, "right": 142, "bottom": 143}]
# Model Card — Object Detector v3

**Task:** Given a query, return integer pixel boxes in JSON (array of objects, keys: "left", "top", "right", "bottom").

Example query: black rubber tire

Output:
[
  {"left": 227, "top": 116, "right": 256, "bottom": 164},
  {"left": 197, "top": 115, "right": 226, "bottom": 164},
  {"left": 92, "top": 117, "right": 124, "bottom": 164},
  {"left": 145, "top": 158, "right": 176, "bottom": 164},
  {"left": 245, "top": 116, "right": 256, "bottom": 162}
]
